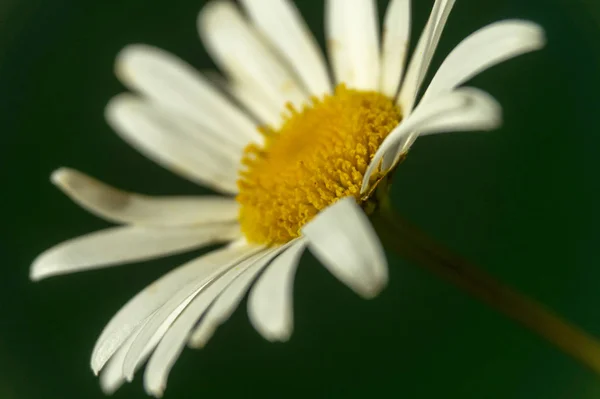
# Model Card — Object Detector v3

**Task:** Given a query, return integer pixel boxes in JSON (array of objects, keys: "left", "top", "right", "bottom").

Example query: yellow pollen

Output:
[{"left": 236, "top": 84, "right": 402, "bottom": 245}]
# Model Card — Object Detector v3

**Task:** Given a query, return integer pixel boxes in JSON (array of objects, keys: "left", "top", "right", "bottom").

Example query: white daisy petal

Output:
[
  {"left": 398, "top": 0, "right": 456, "bottom": 114},
  {"left": 31, "top": 3, "right": 546, "bottom": 397},
  {"left": 50, "top": 168, "right": 238, "bottom": 227},
  {"left": 422, "top": 20, "right": 546, "bottom": 103},
  {"left": 115, "top": 44, "right": 262, "bottom": 146},
  {"left": 247, "top": 238, "right": 307, "bottom": 342},
  {"left": 380, "top": 0, "right": 411, "bottom": 97},
  {"left": 91, "top": 242, "right": 255, "bottom": 374},
  {"left": 302, "top": 197, "right": 388, "bottom": 299},
  {"left": 106, "top": 94, "right": 239, "bottom": 194},
  {"left": 240, "top": 0, "right": 331, "bottom": 97},
  {"left": 229, "top": 82, "right": 283, "bottom": 128},
  {"left": 201, "top": 70, "right": 283, "bottom": 128},
  {"left": 416, "top": 90, "right": 502, "bottom": 135},
  {"left": 120, "top": 246, "right": 265, "bottom": 380},
  {"left": 389, "top": 88, "right": 502, "bottom": 168},
  {"left": 99, "top": 315, "right": 154, "bottom": 395},
  {"left": 100, "top": 351, "right": 128, "bottom": 394},
  {"left": 361, "top": 87, "right": 502, "bottom": 191},
  {"left": 198, "top": 1, "right": 308, "bottom": 113},
  {"left": 143, "top": 246, "right": 286, "bottom": 397},
  {"left": 325, "top": 0, "right": 347, "bottom": 87},
  {"left": 326, "top": 0, "right": 380, "bottom": 90},
  {"left": 122, "top": 310, "right": 188, "bottom": 383},
  {"left": 30, "top": 224, "right": 240, "bottom": 281},
  {"left": 187, "top": 241, "right": 293, "bottom": 348}
]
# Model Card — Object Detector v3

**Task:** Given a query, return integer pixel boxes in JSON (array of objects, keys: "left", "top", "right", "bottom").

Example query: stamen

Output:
[{"left": 237, "top": 84, "right": 402, "bottom": 244}]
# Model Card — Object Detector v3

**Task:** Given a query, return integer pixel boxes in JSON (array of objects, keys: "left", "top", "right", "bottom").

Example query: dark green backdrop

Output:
[{"left": 1, "top": 0, "right": 599, "bottom": 398}]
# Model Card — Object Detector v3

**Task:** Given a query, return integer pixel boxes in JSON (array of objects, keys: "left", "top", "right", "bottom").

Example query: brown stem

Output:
[{"left": 371, "top": 205, "right": 600, "bottom": 375}]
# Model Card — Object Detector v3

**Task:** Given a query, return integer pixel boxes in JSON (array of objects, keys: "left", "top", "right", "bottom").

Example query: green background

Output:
[{"left": 1, "top": 0, "right": 599, "bottom": 398}]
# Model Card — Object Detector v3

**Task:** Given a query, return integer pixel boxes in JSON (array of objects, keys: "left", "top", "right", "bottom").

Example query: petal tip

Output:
[
  {"left": 187, "top": 322, "right": 216, "bottom": 349},
  {"left": 271, "top": 326, "right": 293, "bottom": 343},
  {"left": 29, "top": 253, "right": 53, "bottom": 282},
  {"left": 145, "top": 380, "right": 165, "bottom": 399},
  {"left": 198, "top": 0, "right": 232, "bottom": 32},
  {"left": 114, "top": 44, "right": 153, "bottom": 84},
  {"left": 29, "top": 264, "right": 44, "bottom": 282},
  {"left": 187, "top": 340, "right": 205, "bottom": 349},
  {"left": 91, "top": 359, "right": 104, "bottom": 376},
  {"left": 252, "top": 318, "right": 293, "bottom": 343},
  {"left": 104, "top": 93, "right": 139, "bottom": 125},
  {"left": 355, "top": 276, "right": 387, "bottom": 300},
  {"left": 523, "top": 21, "right": 547, "bottom": 49},
  {"left": 50, "top": 167, "right": 72, "bottom": 186}
]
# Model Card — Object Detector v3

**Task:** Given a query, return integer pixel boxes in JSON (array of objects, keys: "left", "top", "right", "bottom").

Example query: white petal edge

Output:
[
  {"left": 91, "top": 241, "right": 256, "bottom": 374},
  {"left": 50, "top": 168, "right": 238, "bottom": 227},
  {"left": 379, "top": 0, "right": 411, "bottom": 97},
  {"left": 325, "top": 0, "right": 347, "bottom": 87},
  {"left": 116, "top": 44, "right": 263, "bottom": 146},
  {"left": 198, "top": 1, "right": 308, "bottom": 113},
  {"left": 421, "top": 20, "right": 546, "bottom": 103},
  {"left": 326, "top": 0, "right": 380, "bottom": 90},
  {"left": 398, "top": 0, "right": 456, "bottom": 114},
  {"left": 229, "top": 82, "right": 284, "bottom": 128},
  {"left": 106, "top": 94, "right": 239, "bottom": 194},
  {"left": 143, "top": 246, "right": 287, "bottom": 397},
  {"left": 302, "top": 197, "right": 388, "bottom": 299},
  {"left": 240, "top": 0, "right": 331, "bottom": 97},
  {"left": 30, "top": 224, "right": 240, "bottom": 281},
  {"left": 247, "top": 238, "right": 307, "bottom": 342},
  {"left": 201, "top": 70, "right": 283, "bottom": 128},
  {"left": 120, "top": 245, "right": 265, "bottom": 380},
  {"left": 187, "top": 240, "right": 297, "bottom": 348},
  {"left": 361, "top": 87, "right": 502, "bottom": 192},
  {"left": 99, "top": 315, "right": 154, "bottom": 394}
]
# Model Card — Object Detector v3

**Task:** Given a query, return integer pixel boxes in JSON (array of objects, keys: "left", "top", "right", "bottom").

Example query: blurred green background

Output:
[{"left": 1, "top": 0, "right": 599, "bottom": 398}]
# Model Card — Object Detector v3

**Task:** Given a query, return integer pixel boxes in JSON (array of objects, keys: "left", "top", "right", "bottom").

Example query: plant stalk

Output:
[{"left": 371, "top": 201, "right": 600, "bottom": 375}]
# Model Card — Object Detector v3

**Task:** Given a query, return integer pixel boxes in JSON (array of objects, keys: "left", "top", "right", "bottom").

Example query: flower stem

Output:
[{"left": 371, "top": 202, "right": 600, "bottom": 375}]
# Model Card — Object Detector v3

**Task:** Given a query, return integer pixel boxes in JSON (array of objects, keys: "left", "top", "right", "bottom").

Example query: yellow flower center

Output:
[{"left": 236, "top": 84, "right": 402, "bottom": 245}]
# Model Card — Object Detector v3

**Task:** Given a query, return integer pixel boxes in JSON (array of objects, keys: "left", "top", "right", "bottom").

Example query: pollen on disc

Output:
[{"left": 236, "top": 84, "right": 402, "bottom": 245}]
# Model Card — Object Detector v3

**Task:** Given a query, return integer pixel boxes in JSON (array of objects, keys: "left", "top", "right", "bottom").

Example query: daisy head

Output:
[{"left": 31, "top": 0, "right": 545, "bottom": 396}]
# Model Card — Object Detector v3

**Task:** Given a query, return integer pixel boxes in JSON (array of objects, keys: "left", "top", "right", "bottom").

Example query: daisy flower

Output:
[{"left": 31, "top": 0, "right": 546, "bottom": 396}]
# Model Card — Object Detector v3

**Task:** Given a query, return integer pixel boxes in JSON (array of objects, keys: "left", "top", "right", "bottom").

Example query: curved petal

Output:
[
  {"left": 302, "top": 197, "right": 387, "bottom": 299},
  {"left": 51, "top": 168, "right": 238, "bottom": 227},
  {"left": 422, "top": 20, "right": 546, "bottom": 103},
  {"left": 398, "top": 0, "right": 455, "bottom": 114},
  {"left": 198, "top": 1, "right": 308, "bottom": 112},
  {"left": 115, "top": 44, "right": 262, "bottom": 146},
  {"left": 143, "top": 246, "right": 286, "bottom": 397},
  {"left": 119, "top": 247, "right": 266, "bottom": 380},
  {"left": 188, "top": 241, "right": 294, "bottom": 348},
  {"left": 99, "top": 315, "right": 154, "bottom": 394},
  {"left": 106, "top": 94, "right": 239, "bottom": 194},
  {"left": 324, "top": 0, "right": 346, "bottom": 87},
  {"left": 229, "top": 82, "right": 284, "bottom": 128},
  {"left": 326, "top": 0, "right": 380, "bottom": 90},
  {"left": 91, "top": 241, "right": 255, "bottom": 374},
  {"left": 201, "top": 70, "right": 283, "bottom": 128},
  {"left": 380, "top": 0, "right": 411, "bottom": 98},
  {"left": 361, "top": 87, "right": 502, "bottom": 192},
  {"left": 240, "top": 0, "right": 331, "bottom": 97},
  {"left": 247, "top": 238, "right": 307, "bottom": 342},
  {"left": 30, "top": 224, "right": 240, "bottom": 281}
]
